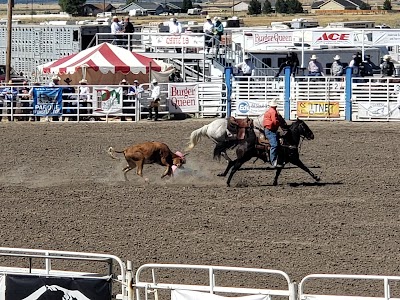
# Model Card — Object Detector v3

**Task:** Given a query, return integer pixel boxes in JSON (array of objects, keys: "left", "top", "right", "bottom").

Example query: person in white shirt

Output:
[
  {"left": 48, "top": 75, "right": 60, "bottom": 87},
  {"left": 169, "top": 18, "right": 182, "bottom": 53},
  {"left": 235, "top": 55, "right": 255, "bottom": 80},
  {"left": 147, "top": 79, "right": 161, "bottom": 121},
  {"left": 111, "top": 16, "right": 122, "bottom": 45},
  {"left": 78, "top": 79, "right": 92, "bottom": 119},
  {"left": 203, "top": 15, "right": 214, "bottom": 53}
]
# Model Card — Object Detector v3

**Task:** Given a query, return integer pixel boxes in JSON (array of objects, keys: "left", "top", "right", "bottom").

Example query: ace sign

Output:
[{"left": 168, "top": 83, "right": 199, "bottom": 113}]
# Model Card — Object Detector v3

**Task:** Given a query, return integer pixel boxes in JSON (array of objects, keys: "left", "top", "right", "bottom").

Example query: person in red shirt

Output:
[{"left": 263, "top": 98, "right": 286, "bottom": 167}]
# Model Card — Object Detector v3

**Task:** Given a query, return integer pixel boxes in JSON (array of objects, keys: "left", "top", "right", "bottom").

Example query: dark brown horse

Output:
[{"left": 217, "top": 119, "right": 320, "bottom": 187}]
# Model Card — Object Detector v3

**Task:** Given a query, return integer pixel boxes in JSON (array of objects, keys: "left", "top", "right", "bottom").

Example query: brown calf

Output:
[{"left": 108, "top": 141, "right": 186, "bottom": 180}]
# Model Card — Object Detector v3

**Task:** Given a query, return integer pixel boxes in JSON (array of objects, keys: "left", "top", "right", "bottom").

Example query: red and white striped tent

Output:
[{"left": 37, "top": 42, "right": 169, "bottom": 85}]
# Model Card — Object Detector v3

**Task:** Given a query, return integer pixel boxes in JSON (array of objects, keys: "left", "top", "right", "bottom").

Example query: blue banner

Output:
[{"left": 32, "top": 87, "right": 63, "bottom": 116}]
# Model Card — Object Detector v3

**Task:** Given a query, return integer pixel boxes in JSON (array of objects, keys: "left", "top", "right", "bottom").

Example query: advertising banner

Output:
[
  {"left": 372, "top": 30, "right": 400, "bottom": 46},
  {"left": 250, "top": 31, "right": 293, "bottom": 47},
  {"left": 357, "top": 101, "right": 400, "bottom": 119},
  {"left": 5, "top": 275, "right": 111, "bottom": 300},
  {"left": 235, "top": 100, "right": 269, "bottom": 116},
  {"left": 172, "top": 290, "right": 270, "bottom": 300},
  {"left": 150, "top": 35, "right": 204, "bottom": 47},
  {"left": 32, "top": 87, "right": 63, "bottom": 116},
  {"left": 168, "top": 83, "right": 198, "bottom": 113},
  {"left": 312, "top": 31, "right": 354, "bottom": 46},
  {"left": 297, "top": 101, "right": 340, "bottom": 118},
  {"left": 93, "top": 87, "right": 123, "bottom": 115}
]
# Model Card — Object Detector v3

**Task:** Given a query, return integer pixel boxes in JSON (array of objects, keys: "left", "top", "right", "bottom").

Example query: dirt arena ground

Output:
[{"left": 0, "top": 119, "right": 400, "bottom": 296}]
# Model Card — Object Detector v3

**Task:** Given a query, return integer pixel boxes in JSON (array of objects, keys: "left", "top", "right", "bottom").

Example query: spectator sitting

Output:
[
  {"left": 169, "top": 70, "right": 183, "bottom": 82},
  {"left": 275, "top": 52, "right": 299, "bottom": 77},
  {"left": 308, "top": 54, "right": 324, "bottom": 76},
  {"left": 49, "top": 75, "right": 60, "bottom": 87},
  {"left": 235, "top": 54, "right": 255, "bottom": 78}
]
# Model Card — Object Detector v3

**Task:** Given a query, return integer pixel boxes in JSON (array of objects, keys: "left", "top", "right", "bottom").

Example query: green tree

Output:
[
  {"left": 358, "top": 1, "right": 370, "bottom": 9},
  {"left": 248, "top": 0, "right": 262, "bottom": 14},
  {"left": 383, "top": 0, "right": 392, "bottom": 10},
  {"left": 286, "top": 0, "right": 303, "bottom": 13},
  {"left": 59, "top": 0, "right": 86, "bottom": 15},
  {"left": 182, "top": 0, "right": 193, "bottom": 12},
  {"left": 262, "top": 0, "right": 273, "bottom": 13},
  {"left": 275, "top": 0, "right": 288, "bottom": 13}
]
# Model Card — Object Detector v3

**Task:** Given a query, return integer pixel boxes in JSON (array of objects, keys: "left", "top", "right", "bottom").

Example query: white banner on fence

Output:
[
  {"left": 0, "top": 275, "right": 4, "bottom": 300},
  {"left": 171, "top": 290, "right": 270, "bottom": 300},
  {"left": 168, "top": 83, "right": 198, "bottom": 113},
  {"left": 151, "top": 35, "right": 205, "bottom": 47},
  {"left": 250, "top": 31, "right": 293, "bottom": 47},
  {"left": 312, "top": 31, "right": 354, "bottom": 46},
  {"left": 235, "top": 99, "right": 269, "bottom": 115},
  {"left": 372, "top": 30, "right": 400, "bottom": 46},
  {"left": 93, "top": 87, "right": 123, "bottom": 115},
  {"left": 357, "top": 102, "right": 400, "bottom": 118}
]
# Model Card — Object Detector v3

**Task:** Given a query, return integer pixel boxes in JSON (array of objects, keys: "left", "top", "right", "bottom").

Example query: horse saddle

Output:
[{"left": 227, "top": 117, "right": 254, "bottom": 140}]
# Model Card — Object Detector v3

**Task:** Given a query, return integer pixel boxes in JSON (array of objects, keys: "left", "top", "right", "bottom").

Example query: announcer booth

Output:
[{"left": 0, "top": 247, "right": 128, "bottom": 300}]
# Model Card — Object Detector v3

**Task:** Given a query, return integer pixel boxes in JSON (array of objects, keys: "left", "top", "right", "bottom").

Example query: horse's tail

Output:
[
  {"left": 186, "top": 124, "right": 209, "bottom": 151},
  {"left": 108, "top": 147, "right": 124, "bottom": 159}
]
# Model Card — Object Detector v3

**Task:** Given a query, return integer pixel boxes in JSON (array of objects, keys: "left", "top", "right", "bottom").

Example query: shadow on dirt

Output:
[{"left": 288, "top": 181, "right": 343, "bottom": 187}]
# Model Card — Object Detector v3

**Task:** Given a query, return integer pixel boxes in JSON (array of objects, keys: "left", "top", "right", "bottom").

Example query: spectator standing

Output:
[
  {"left": 119, "top": 79, "right": 130, "bottom": 121},
  {"left": 19, "top": 80, "right": 30, "bottom": 121},
  {"left": 169, "top": 18, "right": 182, "bottom": 53},
  {"left": 122, "top": 16, "right": 134, "bottom": 48},
  {"left": 62, "top": 77, "right": 76, "bottom": 121},
  {"left": 330, "top": 55, "right": 344, "bottom": 76},
  {"left": 203, "top": 15, "right": 214, "bottom": 54},
  {"left": 78, "top": 79, "right": 92, "bottom": 120},
  {"left": 381, "top": 55, "right": 395, "bottom": 77},
  {"left": 147, "top": 78, "right": 161, "bottom": 121},
  {"left": 213, "top": 17, "right": 224, "bottom": 55},
  {"left": 169, "top": 70, "right": 183, "bottom": 82},
  {"left": 362, "top": 55, "right": 380, "bottom": 77},
  {"left": 129, "top": 79, "right": 144, "bottom": 98},
  {"left": 235, "top": 55, "right": 255, "bottom": 79},
  {"left": 111, "top": 16, "right": 122, "bottom": 45},
  {"left": 308, "top": 54, "right": 324, "bottom": 76},
  {"left": 349, "top": 52, "right": 363, "bottom": 76},
  {"left": 0, "top": 80, "right": 18, "bottom": 122},
  {"left": 47, "top": 76, "right": 60, "bottom": 121}
]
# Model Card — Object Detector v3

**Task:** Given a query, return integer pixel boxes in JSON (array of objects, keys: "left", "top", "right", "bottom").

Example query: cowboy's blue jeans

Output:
[{"left": 265, "top": 129, "right": 278, "bottom": 164}]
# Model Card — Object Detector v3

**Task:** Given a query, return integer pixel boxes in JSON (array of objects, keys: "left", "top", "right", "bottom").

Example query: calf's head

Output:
[{"left": 173, "top": 151, "right": 187, "bottom": 168}]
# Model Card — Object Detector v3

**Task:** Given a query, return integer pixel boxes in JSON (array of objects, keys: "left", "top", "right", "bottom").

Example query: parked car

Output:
[{"left": 0, "top": 65, "right": 28, "bottom": 84}]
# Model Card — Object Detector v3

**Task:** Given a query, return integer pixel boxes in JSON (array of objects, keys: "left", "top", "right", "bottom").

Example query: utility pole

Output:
[{"left": 6, "top": 0, "right": 13, "bottom": 83}]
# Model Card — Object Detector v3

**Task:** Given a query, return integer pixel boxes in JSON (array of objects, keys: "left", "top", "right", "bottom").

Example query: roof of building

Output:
[{"left": 311, "top": 0, "right": 367, "bottom": 8}]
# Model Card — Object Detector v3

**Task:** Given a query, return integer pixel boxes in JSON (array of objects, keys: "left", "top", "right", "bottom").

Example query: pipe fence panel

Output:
[
  {"left": 290, "top": 77, "right": 346, "bottom": 120},
  {"left": 135, "top": 264, "right": 295, "bottom": 300},
  {"left": 351, "top": 78, "right": 400, "bottom": 121}
]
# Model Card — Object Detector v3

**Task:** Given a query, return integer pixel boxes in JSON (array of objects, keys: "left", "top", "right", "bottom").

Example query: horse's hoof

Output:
[
  {"left": 273, "top": 181, "right": 278, "bottom": 186},
  {"left": 217, "top": 173, "right": 225, "bottom": 177},
  {"left": 315, "top": 176, "right": 321, "bottom": 182}
]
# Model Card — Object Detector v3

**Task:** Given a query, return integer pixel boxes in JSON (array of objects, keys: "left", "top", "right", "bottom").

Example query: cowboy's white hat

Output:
[
  {"left": 206, "top": 15, "right": 211, "bottom": 19},
  {"left": 269, "top": 99, "right": 278, "bottom": 107},
  {"left": 133, "top": 79, "right": 139, "bottom": 83},
  {"left": 120, "top": 79, "right": 127, "bottom": 83},
  {"left": 152, "top": 79, "right": 158, "bottom": 83},
  {"left": 52, "top": 75, "right": 60, "bottom": 80},
  {"left": 310, "top": 54, "right": 318, "bottom": 60},
  {"left": 243, "top": 54, "right": 250, "bottom": 60},
  {"left": 383, "top": 54, "right": 391, "bottom": 60},
  {"left": 79, "top": 79, "right": 88, "bottom": 84},
  {"left": 333, "top": 55, "right": 341, "bottom": 60}
]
